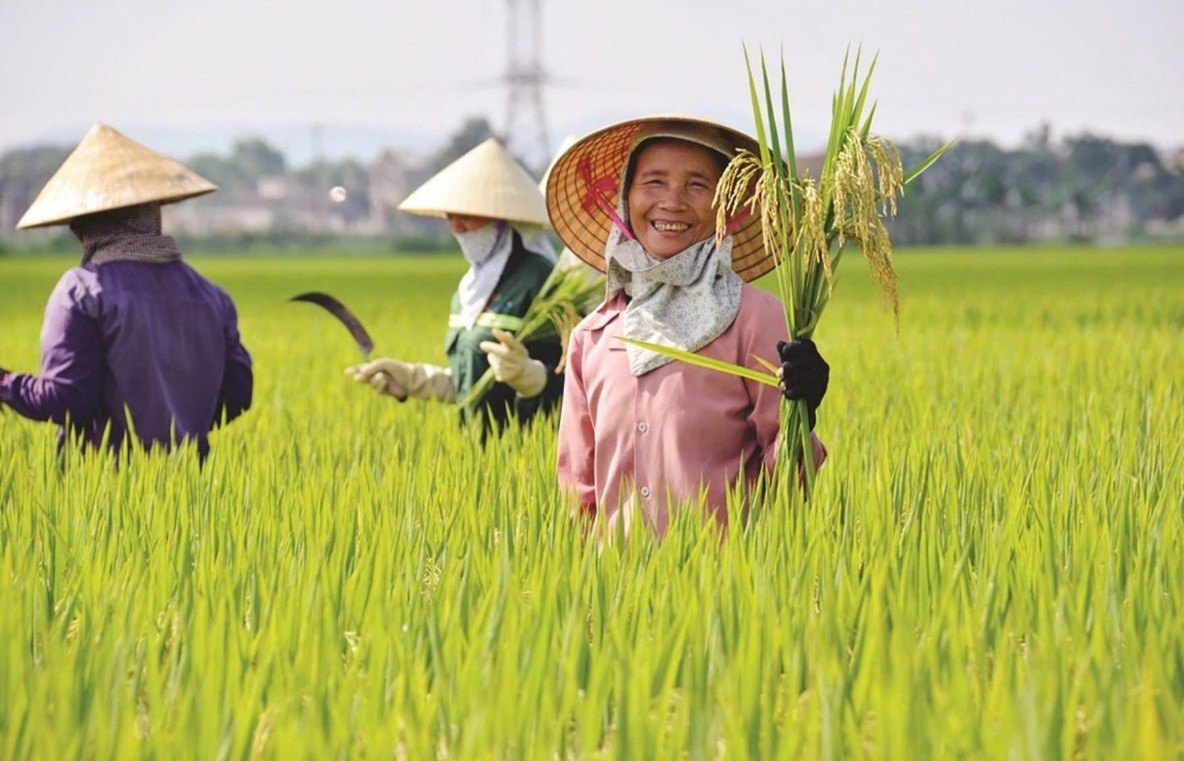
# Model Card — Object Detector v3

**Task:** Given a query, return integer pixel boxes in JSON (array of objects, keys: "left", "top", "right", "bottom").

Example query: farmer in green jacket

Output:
[{"left": 346, "top": 138, "right": 564, "bottom": 430}]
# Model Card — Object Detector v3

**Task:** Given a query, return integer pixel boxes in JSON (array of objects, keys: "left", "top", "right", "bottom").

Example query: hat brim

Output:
[
  {"left": 17, "top": 186, "right": 215, "bottom": 229},
  {"left": 544, "top": 115, "right": 773, "bottom": 283}
]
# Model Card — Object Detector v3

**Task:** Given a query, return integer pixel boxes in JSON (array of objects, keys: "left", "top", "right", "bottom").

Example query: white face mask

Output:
[
  {"left": 454, "top": 222, "right": 505, "bottom": 266},
  {"left": 454, "top": 221, "right": 515, "bottom": 328}
]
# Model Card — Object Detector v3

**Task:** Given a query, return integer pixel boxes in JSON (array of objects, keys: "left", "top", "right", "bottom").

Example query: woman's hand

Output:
[
  {"left": 776, "top": 339, "right": 829, "bottom": 430},
  {"left": 479, "top": 329, "right": 547, "bottom": 398},
  {"left": 345, "top": 358, "right": 457, "bottom": 403}
]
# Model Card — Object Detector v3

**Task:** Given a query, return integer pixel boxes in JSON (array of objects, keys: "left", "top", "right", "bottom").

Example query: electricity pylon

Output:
[{"left": 503, "top": 0, "right": 551, "bottom": 172}]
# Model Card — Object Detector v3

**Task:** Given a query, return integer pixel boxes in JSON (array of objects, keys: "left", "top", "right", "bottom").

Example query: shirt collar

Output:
[{"left": 583, "top": 291, "right": 627, "bottom": 332}]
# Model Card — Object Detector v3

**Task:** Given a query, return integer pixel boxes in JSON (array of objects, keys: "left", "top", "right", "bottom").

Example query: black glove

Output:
[{"left": 776, "top": 339, "right": 829, "bottom": 430}]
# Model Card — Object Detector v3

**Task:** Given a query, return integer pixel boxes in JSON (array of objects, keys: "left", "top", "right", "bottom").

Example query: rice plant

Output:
[{"left": 0, "top": 246, "right": 1181, "bottom": 759}]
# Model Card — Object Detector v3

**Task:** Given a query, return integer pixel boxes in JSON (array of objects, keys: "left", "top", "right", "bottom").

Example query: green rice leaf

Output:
[
  {"left": 759, "top": 49, "right": 784, "bottom": 182},
  {"left": 778, "top": 54, "right": 803, "bottom": 224},
  {"left": 851, "top": 50, "right": 878, "bottom": 126},
  {"left": 904, "top": 139, "right": 955, "bottom": 185},
  {"left": 616, "top": 337, "right": 780, "bottom": 387},
  {"left": 753, "top": 354, "right": 780, "bottom": 375},
  {"left": 859, "top": 101, "right": 878, "bottom": 139},
  {"left": 778, "top": 52, "right": 799, "bottom": 184},
  {"left": 743, "top": 46, "right": 772, "bottom": 167}
]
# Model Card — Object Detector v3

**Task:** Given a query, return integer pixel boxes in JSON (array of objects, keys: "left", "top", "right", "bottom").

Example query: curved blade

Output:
[{"left": 290, "top": 291, "right": 374, "bottom": 359}]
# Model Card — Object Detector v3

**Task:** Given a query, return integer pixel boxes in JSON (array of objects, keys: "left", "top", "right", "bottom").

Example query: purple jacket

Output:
[{"left": 0, "top": 260, "right": 252, "bottom": 457}]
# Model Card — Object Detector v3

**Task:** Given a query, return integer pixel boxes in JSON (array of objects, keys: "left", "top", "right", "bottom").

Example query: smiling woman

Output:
[{"left": 545, "top": 115, "right": 830, "bottom": 536}]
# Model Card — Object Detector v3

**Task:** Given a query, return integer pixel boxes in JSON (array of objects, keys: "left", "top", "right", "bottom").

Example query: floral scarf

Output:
[{"left": 605, "top": 226, "right": 742, "bottom": 376}]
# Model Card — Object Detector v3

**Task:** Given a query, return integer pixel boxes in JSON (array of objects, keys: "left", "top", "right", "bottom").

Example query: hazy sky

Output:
[{"left": 2, "top": 0, "right": 1180, "bottom": 164}]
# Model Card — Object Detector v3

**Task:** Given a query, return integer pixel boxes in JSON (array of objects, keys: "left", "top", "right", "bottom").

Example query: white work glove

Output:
[
  {"left": 478, "top": 328, "right": 547, "bottom": 399},
  {"left": 345, "top": 358, "right": 457, "bottom": 403}
]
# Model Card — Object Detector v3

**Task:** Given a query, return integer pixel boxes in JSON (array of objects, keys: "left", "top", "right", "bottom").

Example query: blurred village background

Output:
[
  {"left": 5, "top": 118, "right": 1182, "bottom": 253},
  {"left": 2, "top": 1, "right": 1182, "bottom": 253}
]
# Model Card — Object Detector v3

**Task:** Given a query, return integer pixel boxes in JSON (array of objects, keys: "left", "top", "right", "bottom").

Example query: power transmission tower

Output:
[{"left": 503, "top": 0, "right": 551, "bottom": 172}]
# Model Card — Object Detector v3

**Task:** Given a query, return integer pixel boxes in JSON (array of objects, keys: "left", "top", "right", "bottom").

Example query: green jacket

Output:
[{"left": 445, "top": 232, "right": 564, "bottom": 429}]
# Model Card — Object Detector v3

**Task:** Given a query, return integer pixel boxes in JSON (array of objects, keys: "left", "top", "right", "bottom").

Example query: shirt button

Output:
[
  {"left": 640, "top": 486, "right": 651, "bottom": 498},
  {"left": 637, "top": 422, "right": 648, "bottom": 433}
]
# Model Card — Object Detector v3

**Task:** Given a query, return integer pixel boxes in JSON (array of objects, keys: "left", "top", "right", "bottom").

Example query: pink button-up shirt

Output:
[{"left": 557, "top": 284, "right": 826, "bottom": 534}]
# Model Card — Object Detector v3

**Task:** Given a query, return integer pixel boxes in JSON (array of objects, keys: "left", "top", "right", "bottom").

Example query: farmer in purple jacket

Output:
[{"left": 0, "top": 123, "right": 253, "bottom": 459}]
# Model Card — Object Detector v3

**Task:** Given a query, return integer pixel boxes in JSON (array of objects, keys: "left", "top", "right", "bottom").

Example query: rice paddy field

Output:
[{"left": 1, "top": 244, "right": 1181, "bottom": 760}]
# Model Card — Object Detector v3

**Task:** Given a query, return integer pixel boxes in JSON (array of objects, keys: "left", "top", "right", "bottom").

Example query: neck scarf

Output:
[
  {"left": 605, "top": 225, "right": 742, "bottom": 376},
  {"left": 70, "top": 203, "right": 182, "bottom": 266}
]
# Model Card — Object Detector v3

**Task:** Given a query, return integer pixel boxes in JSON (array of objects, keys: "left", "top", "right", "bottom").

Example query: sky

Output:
[{"left": 1, "top": 0, "right": 1181, "bottom": 168}]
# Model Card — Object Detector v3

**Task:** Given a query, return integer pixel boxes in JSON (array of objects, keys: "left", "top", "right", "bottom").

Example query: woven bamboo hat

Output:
[
  {"left": 16, "top": 123, "right": 217, "bottom": 229},
  {"left": 398, "top": 137, "right": 549, "bottom": 227},
  {"left": 544, "top": 114, "right": 772, "bottom": 282}
]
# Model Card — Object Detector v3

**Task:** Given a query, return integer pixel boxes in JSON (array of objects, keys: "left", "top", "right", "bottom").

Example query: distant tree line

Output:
[
  {"left": 890, "top": 127, "right": 1184, "bottom": 244},
  {"left": 1, "top": 119, "right": 1181, "bottom": 251}
]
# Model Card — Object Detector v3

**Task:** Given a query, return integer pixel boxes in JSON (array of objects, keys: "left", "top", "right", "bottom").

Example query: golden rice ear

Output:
[
  {"left": 827, "top": 129, "right": 903, "bottom": 329},
  {"left": 713, "top": 150, "right": 768, "bottom": 258},
  {"left": 795, "top": 180, "right": 829, "bottom": 283}
]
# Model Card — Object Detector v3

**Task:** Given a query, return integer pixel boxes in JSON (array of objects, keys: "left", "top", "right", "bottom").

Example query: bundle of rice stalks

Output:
[{"left": 625, "top": 47, "right": 950, "bottom": 493}]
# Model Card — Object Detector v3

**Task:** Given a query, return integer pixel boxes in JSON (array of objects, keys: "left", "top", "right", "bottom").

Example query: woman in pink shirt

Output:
[{"left": 544, "top": 116, "right": 829, "bottom": 535}]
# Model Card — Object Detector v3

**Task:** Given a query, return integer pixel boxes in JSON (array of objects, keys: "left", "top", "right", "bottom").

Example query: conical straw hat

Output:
[
  {"left": 544, "top": 114, "right": 773, "bottom": 282},
  {"left": 16, "top": 123, "right": 217, "bottom": 229},
  {"left": 398, "top": 138, "right": 549, "bottom": 227}
]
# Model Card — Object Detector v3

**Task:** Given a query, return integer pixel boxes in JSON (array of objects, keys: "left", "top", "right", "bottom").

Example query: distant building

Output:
[
  {"left": 170, "top": 173, "right": 382, "bottom": 237},
  {"left": 161, "top": 152, "right": 447, "bottom": 239},
  {"left": 368, "top": 150, "right": 440, "bottom": 237}
]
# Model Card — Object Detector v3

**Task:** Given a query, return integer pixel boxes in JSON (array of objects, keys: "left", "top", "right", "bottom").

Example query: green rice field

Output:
[{"left": 1, "top": 245, "right": 1181, "bottom": 759}]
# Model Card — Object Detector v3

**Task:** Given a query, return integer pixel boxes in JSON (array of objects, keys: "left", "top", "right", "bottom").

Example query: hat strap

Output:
[
  {"left": 722, "top": 206, "right": 750, "bottom": 237},
  {"left": 577, "top": 155, "right": 634, "bottom": 241}
]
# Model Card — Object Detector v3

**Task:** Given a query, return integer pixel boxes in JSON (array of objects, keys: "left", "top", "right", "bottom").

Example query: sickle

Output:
[
  {"left": 289, "top": 292, "right": 407, "bottom": 402},
  {"left": 290, "top": 291, "right": 374, "bottom": 359}
]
